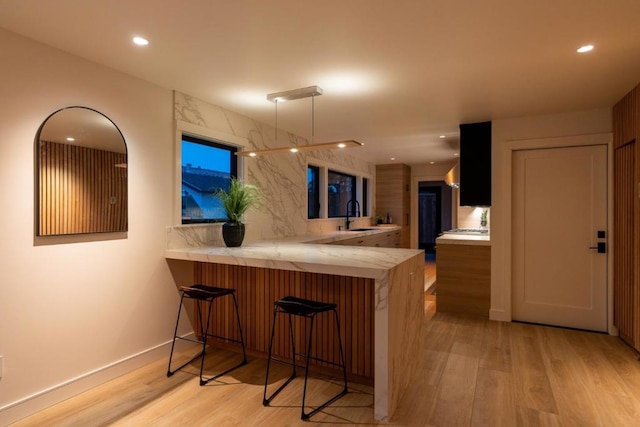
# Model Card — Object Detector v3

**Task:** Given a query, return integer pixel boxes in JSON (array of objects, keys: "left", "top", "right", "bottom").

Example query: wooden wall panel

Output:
[
  {"left": 38, "top": 140, "right": 127, "bottom": 235},
  {"left": 613, "top": 142, "right": 636, "bottom": 345},
  {"left": 612, "top": 81, "right": 640, "bottom": 352},
  {"left": 376, "top": 163, "right": 411, "bottom": 247},
  {"left": 193, "top": 263, "right": 376, "bottom": 382},
  {"left": 613, "top": 86, "right": 638, "bottom": 149}
]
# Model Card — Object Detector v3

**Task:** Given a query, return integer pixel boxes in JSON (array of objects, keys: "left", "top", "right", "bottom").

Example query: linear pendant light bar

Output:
[
  {"left": 236, "top": 140, "right": 364, "bottom": 157},
  {"left": 239, "top": 85, "right": 362, "bottom": 157}
]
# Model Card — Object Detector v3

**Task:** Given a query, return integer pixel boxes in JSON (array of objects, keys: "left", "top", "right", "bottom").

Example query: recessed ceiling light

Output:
[
  {"left": 66, "top": 137, "right": 75, "bottom": 142},
  {"left": 439, "top": 135, "right": 446, "bottom": 139},
  {"left": 454, "top": 153, "right": 459, "bottom": 157},
  {"left": 290, "top": 148, "right": 298, "bottom": 153},
  {"left": 337, "top": 143, "right": 346, "bottom": 148},
  {"left": 577, "top": 44, "right": 594, "bottom": 53},
  {"left": 390, "top": 157, "right": 396, "bottom": 161},
  {"left": 248, "top": 152, "right": 257, "bottom": 157},
  {"left": 133, "top": 36, "right": 149, "bottom": 46},
  {"left": 430, "top": 161, "right": 435, "bottom": 165}
]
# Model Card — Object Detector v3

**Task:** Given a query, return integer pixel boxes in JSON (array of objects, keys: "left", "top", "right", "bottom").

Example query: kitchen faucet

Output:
[{"left": 345, "top": 199, "right": 360, "bottom": 230}]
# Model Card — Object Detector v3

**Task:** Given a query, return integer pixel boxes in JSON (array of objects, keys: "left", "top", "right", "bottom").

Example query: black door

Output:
[{"left": 418, "top": 186, "right": 441, "bottom": 253}]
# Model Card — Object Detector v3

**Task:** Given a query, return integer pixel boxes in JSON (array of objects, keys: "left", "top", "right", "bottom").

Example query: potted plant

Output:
[
  {"left": 480, "top": 209, "right": 488, "bottom": 227},
  {"left": 215, "top": 177, "right": 262, "bottom": 247}
]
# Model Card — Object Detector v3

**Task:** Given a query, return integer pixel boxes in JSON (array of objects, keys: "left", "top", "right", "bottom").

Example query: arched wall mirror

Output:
[{"left": 35, "top": 106, "right": 128, "bottom": 236}]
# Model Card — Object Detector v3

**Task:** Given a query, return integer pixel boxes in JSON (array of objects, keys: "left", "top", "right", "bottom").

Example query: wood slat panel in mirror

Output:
[
  {"left": 38, "top": 140, "right": 127, "bottom": 235},
  {"left": 193, "top": 262, "right": 375, "bottom": 382}
]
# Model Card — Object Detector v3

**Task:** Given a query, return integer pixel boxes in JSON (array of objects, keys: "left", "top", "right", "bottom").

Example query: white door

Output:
[{"left": 512, "top": 145, "right": 607, "bottom": 332}]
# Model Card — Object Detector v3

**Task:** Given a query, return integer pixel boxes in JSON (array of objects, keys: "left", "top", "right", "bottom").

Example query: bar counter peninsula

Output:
[{"left": 165, "top": 229, "right": 424, "bottom": 420}]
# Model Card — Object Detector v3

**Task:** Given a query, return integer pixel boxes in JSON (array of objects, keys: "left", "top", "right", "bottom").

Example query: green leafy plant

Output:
[
  {"left": 215, "top": 178, "right": 262, "bottom": 223},
  {"left": 481, "top": 209, "right": 488, "bottom": 222}
]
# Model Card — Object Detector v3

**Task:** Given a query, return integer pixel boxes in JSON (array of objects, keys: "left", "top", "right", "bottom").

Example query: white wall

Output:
[
  {"left": 0, "top": 29, "right": 182, "bottom": 424},
  {"left": 490, "top": 108, "right": 612, "bottom": 322},
  {"left": 0, "top": 28, "right": 375, "bottom": 424}
]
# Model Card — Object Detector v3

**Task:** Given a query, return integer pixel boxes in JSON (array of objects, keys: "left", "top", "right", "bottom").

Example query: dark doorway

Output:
[{"left": 418, "top": 181, "right": 452, "bottom": 254}]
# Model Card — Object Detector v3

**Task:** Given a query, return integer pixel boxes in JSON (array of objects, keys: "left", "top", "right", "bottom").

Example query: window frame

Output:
[
  {"left": 180, "top": 134, "right": 238, "bottom": 224},
  {"left": 306, "top": 162, "right": 373, "bottom": 221},
  {"left": 307, "top": 164, "right": 321, "bottom": 219},
  {"left": 362, "top": 177, "right": 369, "bottom": 217},
  {"left": 327, "top": 169, "right": 357, "bottom": 218}
]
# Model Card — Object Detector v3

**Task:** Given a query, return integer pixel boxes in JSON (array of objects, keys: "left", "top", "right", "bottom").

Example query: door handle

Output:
[{"left": 588, "top": 242, "right": 606, "bottom": 253}]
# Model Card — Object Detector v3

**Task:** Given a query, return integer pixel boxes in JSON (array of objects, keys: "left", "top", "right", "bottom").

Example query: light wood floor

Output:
[{"left": 13, "top": 293, "right": 640, "bottom": 426}]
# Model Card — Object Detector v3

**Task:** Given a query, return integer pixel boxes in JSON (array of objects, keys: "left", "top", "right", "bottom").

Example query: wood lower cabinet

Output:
[
  {"left": 376, "top": 164, "right": 410, "bottom": 247},
  {"left": 436, "top": 243, "right": 491, "bottom": 317},
  {"left": 330, "top": 230, "right": 401, "bottom": 248}
]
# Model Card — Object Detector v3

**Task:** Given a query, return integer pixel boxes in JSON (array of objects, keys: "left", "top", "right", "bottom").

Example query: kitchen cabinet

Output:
[
  {"left": 376, "top": 163, "right": 410, "bottom": 247},
  {"left": 330, "top": 229, "right": 402, "bottom": 248},
  {"left": 435, "top": 235, "right": 491, "bottom": 317},
  {"left": 460, "top": 121, "right": 491, "bottom": 206}
]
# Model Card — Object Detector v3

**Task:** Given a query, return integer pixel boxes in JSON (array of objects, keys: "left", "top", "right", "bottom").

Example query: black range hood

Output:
[{"left": 459, "top": 121, "right": 491, "bottom": 206}]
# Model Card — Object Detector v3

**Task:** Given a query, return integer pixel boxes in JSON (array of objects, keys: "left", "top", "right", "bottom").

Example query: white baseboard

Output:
[
  {"left": 489, "top": 309, "right": 510, "bottom": 322},
  {"left": 0, "top": 334, "right": 194, "bottom": 426}
]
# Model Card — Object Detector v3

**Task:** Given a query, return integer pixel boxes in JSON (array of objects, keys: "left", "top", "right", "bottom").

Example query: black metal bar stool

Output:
[
  {"left": 167, "top": 284, "right": 247, "bottom": 385},
  {"left": 263, "top": 296, "right": 348, "bottom": 420}
]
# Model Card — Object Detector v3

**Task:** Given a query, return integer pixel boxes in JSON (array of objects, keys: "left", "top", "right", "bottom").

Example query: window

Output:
[
  {"left": 308, "top": 165, "right": 320, "bottom": 219},
  {"left": 181, "top": 134, "right": 237, "bottom": 223},
  {"left": 362, "top": 177, "right": 369, "bottom": 217},
  {"left": 328, "top": 170, "right": 356, "bottom": 218}
]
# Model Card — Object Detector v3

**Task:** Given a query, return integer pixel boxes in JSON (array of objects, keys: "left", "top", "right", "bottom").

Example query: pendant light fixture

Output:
[{"left": 237, "top": 85, "right": 363, "bottom": 157}]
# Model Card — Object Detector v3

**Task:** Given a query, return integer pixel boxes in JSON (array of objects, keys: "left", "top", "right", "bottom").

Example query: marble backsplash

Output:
[{"left": 171, "top": 91, "right": 375, "bottom": 248}]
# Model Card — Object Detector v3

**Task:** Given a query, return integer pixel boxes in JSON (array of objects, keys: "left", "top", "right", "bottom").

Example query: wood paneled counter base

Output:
[
  {"left": 435, "top": 235, "right": 491, "bottom": 317},
  {"left": 166, "top": 241, "right": 424, "bottom": 421}
]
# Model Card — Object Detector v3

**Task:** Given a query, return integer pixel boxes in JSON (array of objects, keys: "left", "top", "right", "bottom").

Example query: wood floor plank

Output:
[
  {"left": 427, "top": 340, "right": 480, "bottom": 426},
  {"left": 479, "top": 316, "right": 512, "bottom": 373},
  {"left": 510, "top": 323, "right": 559, "bottom": 415},
  {"left": 470, "top": 367, "right": 517, "bottom": 427}
]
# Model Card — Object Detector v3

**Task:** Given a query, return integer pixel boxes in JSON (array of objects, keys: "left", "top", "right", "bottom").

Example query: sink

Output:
[{"left": 348, "top": 228, "right": 377, "bottom": 232}]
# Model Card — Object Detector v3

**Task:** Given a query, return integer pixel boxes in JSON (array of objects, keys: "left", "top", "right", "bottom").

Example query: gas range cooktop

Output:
[{"left": 443, "top": 228, "right": 489, "bottom": 234}]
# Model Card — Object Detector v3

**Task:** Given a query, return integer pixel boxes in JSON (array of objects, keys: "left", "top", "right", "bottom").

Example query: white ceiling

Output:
[{"left": 1, "top": 0, "right": 639, "bottom": 166}]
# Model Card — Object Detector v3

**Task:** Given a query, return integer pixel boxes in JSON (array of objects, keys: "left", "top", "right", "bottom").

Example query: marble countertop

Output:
[
  {"left": 435, "top": 233, "right": 491, "bottom": 246},
  {"left": 295, "top": 224, "right": 401, "bottom": 244},
  {"left": 165, "top": 225, "right": 419, "bottom": 279}
]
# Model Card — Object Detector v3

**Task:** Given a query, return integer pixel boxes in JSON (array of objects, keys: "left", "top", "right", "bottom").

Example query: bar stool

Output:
[
  {"left": 263, "top": 296, "right": 348, "bottom": 420},
  {"left": 167, "top": 284, "right": 247, "bottom": 385}
]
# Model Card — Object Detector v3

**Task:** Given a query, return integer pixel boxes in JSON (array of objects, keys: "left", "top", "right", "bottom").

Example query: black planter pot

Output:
[{"left": 222, "top": 221, "right": 245, "bottom": 247}]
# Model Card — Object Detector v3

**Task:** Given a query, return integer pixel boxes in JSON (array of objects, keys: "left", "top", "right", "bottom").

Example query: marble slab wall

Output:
[{"left": 172, "top": 91, "right": 375, "bottom": 246}]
